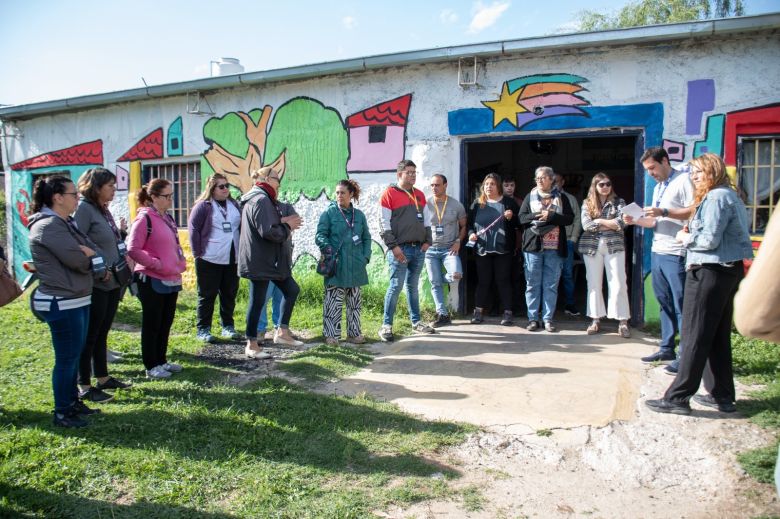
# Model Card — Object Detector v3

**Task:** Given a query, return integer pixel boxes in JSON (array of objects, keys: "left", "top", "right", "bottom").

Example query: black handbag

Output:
[
  {"left": 111, "top": 259, "right": 133, "bottom": 287},
  {"left": 316, "top": 245, "right": 339, "bottom": 277}
]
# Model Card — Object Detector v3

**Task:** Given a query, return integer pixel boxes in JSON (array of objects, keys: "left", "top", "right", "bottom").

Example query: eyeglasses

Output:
[
  {"left": 267, "top": 176, "right": 280, "bottom": 182},
  {"left": 61, "top": 192, "right": 78, "bottom": 197},
  {"left": 597, "top": 182, "right": 612, "bottom": 188},
  {"left": 155, "top": 193, "right": 173, "bottom": 200},
  {"left": 535, "top": 177, "right": 549, "bottom": 182},
  {"left": 215, "top": 184, "right": 229, "bottom": 189}
]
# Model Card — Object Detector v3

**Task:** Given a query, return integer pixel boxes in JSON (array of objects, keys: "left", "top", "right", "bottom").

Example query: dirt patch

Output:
[{"left": 196, "top": 338, "right": 312, "bottom": 386}]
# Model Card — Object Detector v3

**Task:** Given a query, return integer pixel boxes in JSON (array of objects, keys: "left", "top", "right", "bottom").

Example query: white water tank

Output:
[{"left": 210, "top": 58, "right": 244, "bottom": 77}]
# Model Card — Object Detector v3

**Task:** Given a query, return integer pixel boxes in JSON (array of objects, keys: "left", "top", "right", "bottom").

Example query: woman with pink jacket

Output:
[{"left": 127, "top": 179, "right": 187, "bottom": 379}]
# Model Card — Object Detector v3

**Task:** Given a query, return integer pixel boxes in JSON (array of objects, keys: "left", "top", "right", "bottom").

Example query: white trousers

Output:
[{"left": 583, "top": 238, "right": 630, "bottom": 320}]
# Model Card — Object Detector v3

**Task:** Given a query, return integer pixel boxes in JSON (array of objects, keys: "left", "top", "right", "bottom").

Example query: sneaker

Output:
[
  {"left": 692, "top": 394, "right": 737, "bottom": 413},
  {"left": 274, "top": 332, "right": 305, "bottom": 347},
  {"left": 78, "top": 387, "right": 114, "bottom": 403},
  {"left": 53, "top": 411, "right": 88, "bottom": 428},
  {"left": 618, "top": 323, "right": 631, "bottom": 338},
  {"left": 564, "top": 305, "right": 581, "bottom": 317},
  {"left": 431, "top": 314, "right": 451, "bottom": 328},
  {"left": 586, "top": 320, "right": 600, "bottom": 335},
  {"left": 500, "top": 311, "right": 513, "bottom": 326},
  {"left": 325, "top": 337, "right": 340, "bottom": 346},
  {"left": 645, "top": 398, "right": 691, "bottom": 415},
  {"left": 544, "top": 321, "right": 557, "bottom": 333},
  {"left": 106, "top": 350, "right": 123, "bottom": 363},
  {"left": 221, "top": 326, "right": 243, "bottom": 340},
  {"left": 72, "top": 400, "right": 101, "bottom": 416},
  {"left": 664, "top": 362, "right": 679, "bottom": 376},
  {"left": 347, "top": 335, "right": 366, "bottom": 345},
  {"left": 641, "top": 350, "right": 676, "bottom": 363},
  {"left": 146, "top": 365, "right": 172, "bottom": 379},
  {"left": 162, "top": 362, "right": 182, "bottom": 373},
  {"left": 197, "top": 329, "right": 216, "bottom": 343},
  {"left": 378, "top": 325, "right": 394, "bottom": 342},
  {"left": 412, "top": 322, "right": 435, "bottom": 334},
  {"left": 526, "top": 320, "right": 540, "bottom": 332},
  {"left": 245, "top": 347, "right": 273, "bottom": 360},
  {"left": 470, "top": 309, "right": 484, "bottom": 324},
  {"left": 96, "top": 376, "right": 132, "bottom": 391}
]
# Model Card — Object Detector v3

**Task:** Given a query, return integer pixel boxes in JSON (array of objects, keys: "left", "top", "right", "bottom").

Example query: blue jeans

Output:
[
  {"left": 257, "top": 282, "right": 283, "bottom": 333},
  {"left": 245, "top": 277, "right": 300, "bottom": 341},
  {"left": 524, "top": 250, "right": 563, "bottom": 322},
  {"left": 651, "top": 252, "right": 686, "bottom": 355},
  {"left": 425, "top": 246, "right": 462, "bottom": 316},
  {"left": 42, "top": 303, "right": 90, "bottom": 413},
  {"left": 383, "top": 244, "right": 425, "bottom": 326},
  {"left": 560, "top": 240, "right": 576, "bottom": 306}
]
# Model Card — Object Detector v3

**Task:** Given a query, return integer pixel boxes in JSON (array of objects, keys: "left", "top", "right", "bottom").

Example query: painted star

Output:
[{"left": 481, "top": 82, "right": 527, "bottom": 127}]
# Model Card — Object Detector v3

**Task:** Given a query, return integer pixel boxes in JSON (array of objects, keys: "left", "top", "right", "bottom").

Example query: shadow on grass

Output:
[
  {"left": 0, "top": 482, "right": 231, "bottom": 519},
  {"left": 2, "top": 378, "right": 467, "bottom": 478}
]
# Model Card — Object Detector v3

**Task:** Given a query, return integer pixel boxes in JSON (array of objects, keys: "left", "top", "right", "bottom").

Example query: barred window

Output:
[
  {"left": 739, "top": 137, "right": 779, "bottom": 234},
  {"left": 142, "top": 162, "right": 201, "bottom": 227}
]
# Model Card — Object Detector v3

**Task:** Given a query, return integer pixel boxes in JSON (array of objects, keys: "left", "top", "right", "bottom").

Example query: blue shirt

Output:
[{"left": 685, "top": 187, "right": 753, "bottom": 267}]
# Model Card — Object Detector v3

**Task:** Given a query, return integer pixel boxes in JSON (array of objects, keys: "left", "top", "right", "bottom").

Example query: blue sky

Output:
[{"left": 2, "top": 0, "right": 778, "bottom": 106}]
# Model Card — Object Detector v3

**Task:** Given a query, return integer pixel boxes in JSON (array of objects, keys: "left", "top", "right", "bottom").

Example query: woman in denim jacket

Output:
[
  {"left": 578, "top": 173, "right": 631, "bottom": 338},
  {"left": 646, "top": 153, "right": 753, "bottom": 415}
]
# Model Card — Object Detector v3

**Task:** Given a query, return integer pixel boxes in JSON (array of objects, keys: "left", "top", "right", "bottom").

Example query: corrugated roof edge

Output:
[{"left": 2, "top": 13, "right": 779, "bottom": 120}]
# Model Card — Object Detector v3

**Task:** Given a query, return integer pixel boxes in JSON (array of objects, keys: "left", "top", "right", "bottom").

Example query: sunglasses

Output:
[
  {"left": 215, "top": 184, "right": 229, "bottom": 189},
  {"left": 597, "top": 182, "right": 612, "bottom": 188}
]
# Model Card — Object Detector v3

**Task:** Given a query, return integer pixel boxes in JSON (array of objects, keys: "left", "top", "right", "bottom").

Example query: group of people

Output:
[{"left": 22, "top": 146, "right": 758, "bottom": 427}]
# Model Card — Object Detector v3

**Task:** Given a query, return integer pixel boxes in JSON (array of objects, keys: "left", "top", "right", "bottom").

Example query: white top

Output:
[
  {"left": 202, "top": 200, "right": 241, "bottom": 264},
  {"left": 651, "top": 169, "right": 694, "bottom": 256}
]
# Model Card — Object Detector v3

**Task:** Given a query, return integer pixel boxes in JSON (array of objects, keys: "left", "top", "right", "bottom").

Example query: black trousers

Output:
[
  {"left": 137, "top": 277, "right": 179, "bottom": 370},
  {"left": 195, "top": 257, "right": 239, "bottom": 331},
  {"left": 475, "top": 253, "right": 513, "bottom": 313},
  {"left": 665, "top": 263, "right": 743, "bottom": 403},
  {"left": 78, "top": 287, "right": 121, "bottom": 385}
]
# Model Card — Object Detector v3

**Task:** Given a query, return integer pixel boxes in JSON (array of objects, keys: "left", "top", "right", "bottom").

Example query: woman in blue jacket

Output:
[
  {"left": 315, "top": 180, "right": 372, "bottom": 345},
  {"left": 646, "top": 153, "right": 754, "bottom": 415}
]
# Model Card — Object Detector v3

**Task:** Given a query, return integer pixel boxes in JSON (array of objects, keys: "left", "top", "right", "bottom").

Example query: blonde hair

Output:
[
  {"left": 195, "top": 173, "right": 232, "bottom": 203},
  {"left": 478, "top": 173, "right": 503, "bottom": 208},
  {"left": 689, "top": 153, "right": 732, "bottom": 207},
  {"left": 584, "top": 173, "right": 616, "bottom": 218},
  {"left": 251, "top": 166, "right": 276, "bottom": 182}
]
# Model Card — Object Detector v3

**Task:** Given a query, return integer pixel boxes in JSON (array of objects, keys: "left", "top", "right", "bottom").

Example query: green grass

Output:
[{"left": 0, "top": 286, "right": 472, "bottom": 518}]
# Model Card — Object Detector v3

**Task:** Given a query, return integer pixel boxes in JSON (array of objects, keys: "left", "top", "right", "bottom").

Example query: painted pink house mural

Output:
[{"left": 346, "top": 94, "right": 412, "bottom": 172}]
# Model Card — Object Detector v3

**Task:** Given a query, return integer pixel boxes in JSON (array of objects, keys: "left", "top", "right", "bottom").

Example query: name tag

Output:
[
  {"left": 434, "top": 225, "right": 444, "bottom": 235},
  {"left": 116, "top": 241, "right": 127, "bottom": 255},
  {"left": 352, "top": 235, "right": 360, "bottom": 245},
  {"left": 222, "top": 222, "right": 233, "bottom": 233},
  {"left": 416, "top": 212, "right": 423, "bottom": 221}
]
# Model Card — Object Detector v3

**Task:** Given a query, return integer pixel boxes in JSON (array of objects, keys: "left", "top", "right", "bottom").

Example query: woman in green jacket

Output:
[{"left": 315, "top": 179, "right": 372, "bottom": 345}]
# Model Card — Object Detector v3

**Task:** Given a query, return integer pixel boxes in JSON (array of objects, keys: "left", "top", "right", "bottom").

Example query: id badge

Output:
[
  {"left": 416, "top": 212, "right": 423, "bottom": 221},
  {"left": 116, "top": 241, "right": 127, "bottom": 255},
  {"left": 352, "top": 234, "right": 360, "bottom": 245},
  {"left": 434, "top": 225, "right": 444, "bottom": 235},
  {"left": 222, "top": 221, "right": 233, "bottom": 233}
]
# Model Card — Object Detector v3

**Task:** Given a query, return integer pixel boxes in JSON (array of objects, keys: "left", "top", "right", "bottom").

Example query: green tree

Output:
[{"left": 577, "top": 0, "right": 745, "bottom": 31}]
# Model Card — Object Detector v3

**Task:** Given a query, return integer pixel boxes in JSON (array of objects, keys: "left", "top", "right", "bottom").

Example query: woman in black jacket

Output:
[
  {"left": 239, "top": 166, "right": 303, "bottom": 359},
  {"left": 517, "top": 166, "right": 574, "bottom": 332},
  {"left": 466, "top": 173, "right": 519, "bottom": 325}
]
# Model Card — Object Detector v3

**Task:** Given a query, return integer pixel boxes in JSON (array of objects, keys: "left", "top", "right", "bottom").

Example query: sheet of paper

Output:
[{"left": 621, "top": 202, "right": 644, "bottom": 220}]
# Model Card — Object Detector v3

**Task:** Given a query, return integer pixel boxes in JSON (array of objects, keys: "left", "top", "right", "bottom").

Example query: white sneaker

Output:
[
  {"left": 245, "top": 347, "right": 272, "bottom": 360},
  {"left": 161, "top": 362, "right": 182, "bottom": 373},
  {"left": 146, "top": 365, "right": 172, "bottom": 379}
]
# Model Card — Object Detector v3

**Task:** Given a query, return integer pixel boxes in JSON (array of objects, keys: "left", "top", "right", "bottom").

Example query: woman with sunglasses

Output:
[
  {"left": 128, "top": 179, "right": 187, "bottom": 379},
  {"left": 188, "top": 174, "right": 242, "bottom": 343},
  {"left": 578, "top": 173, "right": 631, "bottom": 337}
]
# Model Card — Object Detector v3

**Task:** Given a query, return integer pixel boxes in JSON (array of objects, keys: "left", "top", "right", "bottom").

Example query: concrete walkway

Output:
[{"left": 326, "top": 318, "right": 658, "bottom": 433}]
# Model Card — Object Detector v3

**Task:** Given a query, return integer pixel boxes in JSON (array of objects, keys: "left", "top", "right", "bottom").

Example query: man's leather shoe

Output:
[
  {"left": 692, "top": 394, "right": 737, "bottom": 413},
  {"left": 645, "top": 398, "right": 691, "bottom": 415},
  {"left": 641, "top": 350, "right": 676, "bottom": 363}
]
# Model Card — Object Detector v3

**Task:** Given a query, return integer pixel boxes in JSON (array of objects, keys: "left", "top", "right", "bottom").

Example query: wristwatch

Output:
[{"left": 662, "top": 208, "right": 669, "bottom": 217}]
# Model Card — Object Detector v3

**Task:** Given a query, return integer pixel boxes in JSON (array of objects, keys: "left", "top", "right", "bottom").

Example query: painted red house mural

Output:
[
  {"left": 346, "top": 94, "right": 412, "bottom": 172},
  {"left": 117, "top": 128, "right": 164, "bottom": 161},
  {"left": 10, "top": 139, "right": 104, "bottom": 171}
]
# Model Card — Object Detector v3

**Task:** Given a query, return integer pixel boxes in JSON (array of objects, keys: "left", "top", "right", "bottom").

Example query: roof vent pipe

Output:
[{"left": 210, "top": 57, "right": 244, "bottom": 77}]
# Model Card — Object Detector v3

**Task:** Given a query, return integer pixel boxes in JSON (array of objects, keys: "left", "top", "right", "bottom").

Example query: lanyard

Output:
[
  {"left": 432, "top": 196, "right": 448, "bottom": 224},
  {"left": 214, "top": 200, "right": 230, "bottom": 221},
  {"left": 476, "top": 213, "right": 504, "bottom": 236},
  {"left": 337, "top": 205, "right": 354, "bottom": 229},
  {"left": 397, "top": 186, "right": 420, "bottom": 212},
  {"left": 655, "top": 174, "right": 674, "bottom": 208}
]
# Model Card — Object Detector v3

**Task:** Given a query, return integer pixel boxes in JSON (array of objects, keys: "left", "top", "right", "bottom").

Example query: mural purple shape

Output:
[
  {"left": 686, "top": 79, "right": 715, "bottom": 135},
  {"left": 663, "top": 139, "right": 686, "bottom": 161},
  {"left": 115, "top": 164, "right": 129, "bottom": 191},
  {"left": 516, "top": 106, "right": 585, "bottom": 128}
]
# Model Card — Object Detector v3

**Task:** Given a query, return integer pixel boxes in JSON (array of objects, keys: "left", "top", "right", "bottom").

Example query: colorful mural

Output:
[
  {"left": 167, "top": 116, "right": 183, "bottom": 157},
  {"left": 118, "top": 128, "right": 164, "bottom": 161},
  {"left": 346, "top": 94, "right": 412, "bottom": 172},
  {"left": 115, "top": 164, "right": 129, "bottom": 191},
  {"left": 663, "top": 139, "right": 686, "bottom": 162},
  {"left": 202, "top": 97, "right": 350, "bottom": 201},
  {"left": 10, "top": 139, "right": 103, "bottom": 170},
  {"left": 693, "top": 114, "right": 725, "bottom": 157},
  {"left": 723, "top": 103, "right": 780, "bottom": 166},
  {"left": 686, "top": 79, "right": 715, "bottom": 135}
]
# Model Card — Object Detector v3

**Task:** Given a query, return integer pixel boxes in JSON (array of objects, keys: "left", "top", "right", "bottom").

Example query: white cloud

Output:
[
  {"left": 440, "top": 8, "right": 459, "bottom": 24},
  {"left": 552, "top": 20, "right": 581, "bottom": 34},
  {"left": 467, "top": 1, "right": 510, "bottom": 34},
  {"left": 342, "top": 16, "right": 357, "bottom": 29}
]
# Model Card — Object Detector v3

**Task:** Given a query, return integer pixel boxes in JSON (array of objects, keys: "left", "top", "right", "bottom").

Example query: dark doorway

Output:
[{"left": 459, "top": 133, "right": 642, "bottom": 323}]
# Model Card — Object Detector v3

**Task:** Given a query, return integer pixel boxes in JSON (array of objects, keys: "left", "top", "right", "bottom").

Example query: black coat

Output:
[
  {"left": 467, "top": 196, "right": 520, "bottom": 255},
  {"left": 238, "top": 187, "right": 294, "bottom": 281},
  {"left": 517, "top": 192, "right": 574, "bottom": 257}
]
